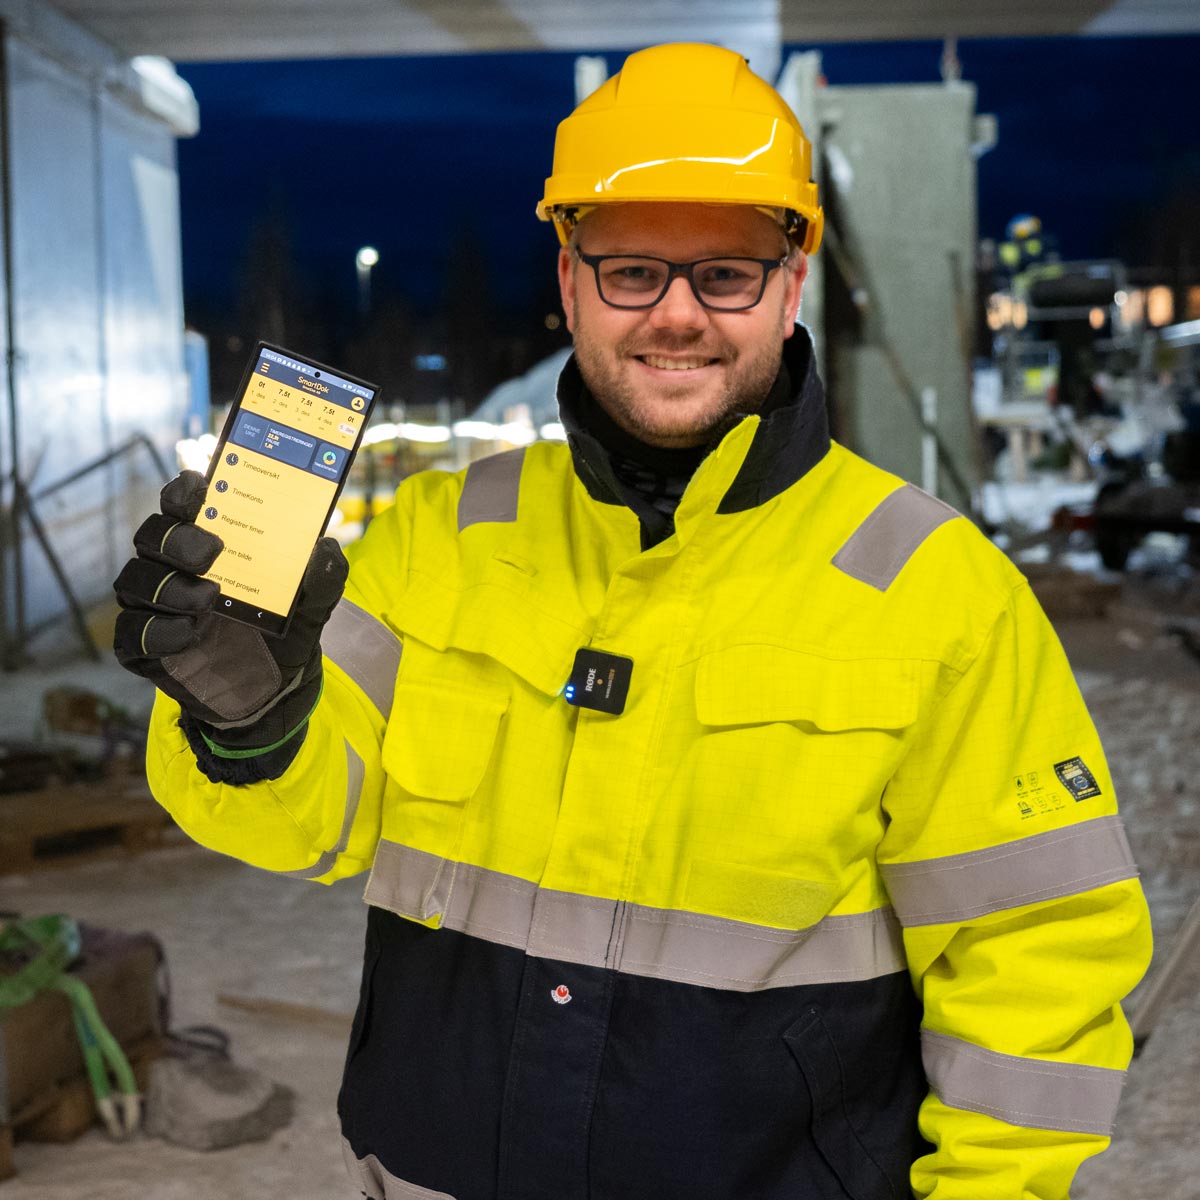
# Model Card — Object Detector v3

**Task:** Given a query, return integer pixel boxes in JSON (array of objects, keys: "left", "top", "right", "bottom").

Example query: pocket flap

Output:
[
  {"left": 695, "top": 645, "right": 917, "bottom": 731},
  {"left": 388, "top": 574, "right": 583, "bottom": 699},
  {"left": 383, "top": 680, "right": 508, "bottom": 801}
]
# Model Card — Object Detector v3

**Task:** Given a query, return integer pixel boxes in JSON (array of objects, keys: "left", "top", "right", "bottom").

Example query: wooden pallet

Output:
[{"left": 0, "top": 782, "right": 175, "bottom": 874}]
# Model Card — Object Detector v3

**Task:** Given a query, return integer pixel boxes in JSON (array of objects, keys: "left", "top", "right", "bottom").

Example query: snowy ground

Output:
[{"left": 1, "top": 568, "right": 1199, "bottom": 1198}]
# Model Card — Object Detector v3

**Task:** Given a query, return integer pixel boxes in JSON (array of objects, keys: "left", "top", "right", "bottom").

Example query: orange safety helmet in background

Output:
[{"left": 537, "top": 42, "right": 824, "bottom": 255}]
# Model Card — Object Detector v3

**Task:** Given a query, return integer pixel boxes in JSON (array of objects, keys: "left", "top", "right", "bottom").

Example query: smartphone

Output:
[{"left": 199, "top": 342, "right": 380, "bottom": 636}]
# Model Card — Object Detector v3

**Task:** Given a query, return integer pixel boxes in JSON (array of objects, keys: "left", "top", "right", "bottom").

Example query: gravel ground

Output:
[
  {"left": 1, "top": 572, "right": 1198, "bottom": 1198},
  {"left": 1062, "top": 605, "right": 1200, "bottom": 1200},
  {"left": 0, "top": 849, "right": 365, "bottom": 1199}
]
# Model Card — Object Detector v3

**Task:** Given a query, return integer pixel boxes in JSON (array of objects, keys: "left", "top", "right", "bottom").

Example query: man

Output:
[{"left": 116, "top": 43, "right": 1151, "bottom": 1200}]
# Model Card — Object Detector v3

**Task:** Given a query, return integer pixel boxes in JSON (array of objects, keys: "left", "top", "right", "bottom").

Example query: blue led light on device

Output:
[{"left": 564, "top": 649, "right": 633, "bottom": 715}]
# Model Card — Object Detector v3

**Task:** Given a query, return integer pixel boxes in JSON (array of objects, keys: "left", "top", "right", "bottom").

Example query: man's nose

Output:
[{"left": 648, "top": 274, "right": 709, "bottom": 331}]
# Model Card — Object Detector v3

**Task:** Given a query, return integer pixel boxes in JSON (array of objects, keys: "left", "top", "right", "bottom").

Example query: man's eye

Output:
[
  {"left": 697, "top": 261, "right": 758, "bottom": 296},
  {"left": 699, "top": 264, "right": 751, "bottom": 285},
  {"left": 602, "top": 262, "right": 665, "bottom": 290}
]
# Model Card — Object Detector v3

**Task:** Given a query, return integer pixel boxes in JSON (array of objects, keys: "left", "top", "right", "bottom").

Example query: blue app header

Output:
[{"left": 255, "top": 347, "right": 375, "bottom": 413}]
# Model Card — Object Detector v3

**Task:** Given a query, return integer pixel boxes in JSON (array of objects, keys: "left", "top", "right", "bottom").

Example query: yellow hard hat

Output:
[{"left": 537, "top": 43, "right": 823, "bottom": 255}]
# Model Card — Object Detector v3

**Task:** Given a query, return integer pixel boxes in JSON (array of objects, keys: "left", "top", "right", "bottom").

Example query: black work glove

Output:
[{"left": 113, "top": 471, "right": 348, "bottom": 783}]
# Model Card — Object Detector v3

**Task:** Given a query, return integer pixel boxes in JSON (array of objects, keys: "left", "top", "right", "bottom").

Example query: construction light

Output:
[
  {"left": 986, "top": 293, "right": 1012, "bottom": 331},
  {"left": 1147, "top": 286, "right": 1174, "bottom": 327}
]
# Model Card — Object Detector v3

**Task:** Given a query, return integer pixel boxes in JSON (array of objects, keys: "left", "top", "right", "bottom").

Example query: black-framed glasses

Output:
[{"left": 576, "top": 250, "right": 788, "bottom": 312}]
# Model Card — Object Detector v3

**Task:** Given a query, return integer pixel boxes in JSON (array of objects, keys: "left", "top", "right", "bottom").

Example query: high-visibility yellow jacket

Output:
[{"left": 148, "top": 345, "right": 1151, "bottom": 1200}]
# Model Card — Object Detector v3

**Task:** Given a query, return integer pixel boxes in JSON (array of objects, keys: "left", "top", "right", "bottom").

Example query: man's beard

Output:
[{"left": 570, "top": 321, "right": 786, "bottom": 450}]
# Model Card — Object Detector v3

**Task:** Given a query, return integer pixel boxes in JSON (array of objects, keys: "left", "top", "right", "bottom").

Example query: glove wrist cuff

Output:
[{"left": 199, "top": 678, "right": 323, "bottom": 759}]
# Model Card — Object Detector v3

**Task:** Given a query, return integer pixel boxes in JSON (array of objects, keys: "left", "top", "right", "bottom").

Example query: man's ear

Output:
[
  {"left": 558, "top": 247, "right": 577, "bottom": 334},
  {"left": 783, "top": 252, "right": 808, "bottom": 338}
]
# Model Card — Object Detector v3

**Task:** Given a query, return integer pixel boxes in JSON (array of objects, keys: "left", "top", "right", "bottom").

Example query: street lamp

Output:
[{"left": 356, "top": 245, "right": 379, "bottom": 316}]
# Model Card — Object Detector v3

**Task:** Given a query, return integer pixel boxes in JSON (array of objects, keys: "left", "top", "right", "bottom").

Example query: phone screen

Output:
[{"left": 200, "top": 344, "right": 379, "bottom": 636}]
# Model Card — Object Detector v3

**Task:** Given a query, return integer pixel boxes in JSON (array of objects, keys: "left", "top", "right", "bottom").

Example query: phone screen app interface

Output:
[{"left": 202, "top": 348, "right": 375, "bottom": 621}]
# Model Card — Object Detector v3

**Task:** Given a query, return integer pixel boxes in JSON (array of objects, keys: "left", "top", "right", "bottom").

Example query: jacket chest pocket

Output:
[
  {"left": 695, "top": 644, "right": 918, "bottom": 732},
  {"left": 379, "top": 676, "right": 509, "bottom": 859},
  {"left": 684, "top": 645, "right": 919, "bottom": 871}
]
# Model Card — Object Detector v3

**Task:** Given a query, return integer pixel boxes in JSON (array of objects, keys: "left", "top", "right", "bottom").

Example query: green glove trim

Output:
[{"left": 200, "top": 678, "right": 324, "bottom": 760}]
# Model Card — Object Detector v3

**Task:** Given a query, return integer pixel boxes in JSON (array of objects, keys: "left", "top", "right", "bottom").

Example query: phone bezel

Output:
[{"left": 203, "top": 340, "right": 380, "bottom": 638}]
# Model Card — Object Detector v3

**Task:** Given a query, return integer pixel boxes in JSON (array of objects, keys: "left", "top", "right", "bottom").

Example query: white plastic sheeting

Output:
[{"left": 0, "top": 24, "right": 189, "bottom": 658}]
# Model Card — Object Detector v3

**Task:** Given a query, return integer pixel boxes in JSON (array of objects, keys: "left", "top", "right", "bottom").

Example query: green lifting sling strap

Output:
[{"left": 0, "top": 915, "right": 140, "bottom": 1138}]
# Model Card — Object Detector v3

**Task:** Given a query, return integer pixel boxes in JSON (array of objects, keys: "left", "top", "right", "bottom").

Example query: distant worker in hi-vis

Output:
[{"left": 115, "top": 42, "right": 1150, "bottom": 1200}]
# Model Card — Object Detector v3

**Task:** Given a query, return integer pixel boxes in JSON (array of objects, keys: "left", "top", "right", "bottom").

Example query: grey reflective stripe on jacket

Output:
[
  {"left": 279, "top": 741, "right": 365, "bottom": 880},
  {"left": 879, "top": 816, "right": 1139, "bottom": 927},
  {"left": 343, "top": 1137, "right": 457, "bottom": 1200},
  {"left": 323, "top": 597, "right": 402, "bottom": 717},
  {"left": 832, "top": 483, "right": 959, "bottom": 590},
  {"left": 275, "top": 600, "right": 399, "bottom": 880},
  {"left": 922, "top": 1029, "right": 1126, "bottom": 1136},
  {"left": 364, "top": 840, "right": 906, "bottom": 992},
  {"left": 458, "top": 447, "right": 525, "bottom": 531}
]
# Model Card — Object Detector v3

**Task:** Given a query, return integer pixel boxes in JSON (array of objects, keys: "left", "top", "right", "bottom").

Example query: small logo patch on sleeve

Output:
[{"left": 1054, "top": 757, "right": 1102, "bottom": 800}]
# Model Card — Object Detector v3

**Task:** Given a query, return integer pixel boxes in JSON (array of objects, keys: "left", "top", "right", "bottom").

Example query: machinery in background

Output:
[
  {"left": 1091, "top": 320, "right": 1200, "bottom": 570},
  {"left": 982, "top": 212, "right": 1200, "bottom": 571}
]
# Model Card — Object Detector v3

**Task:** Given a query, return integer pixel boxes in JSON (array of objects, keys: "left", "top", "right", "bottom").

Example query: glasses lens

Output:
[
  {"left": 693, "top": 259, "right": 767, "bottom": 309},
  {"left": 593, "top": 257, "right": 670, "bottom": 306}
]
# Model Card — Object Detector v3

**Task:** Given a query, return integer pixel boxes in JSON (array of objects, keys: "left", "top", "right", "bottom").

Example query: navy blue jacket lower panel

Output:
[{"left": 339, "top": 905, "right": 929, "bottom": 1200}]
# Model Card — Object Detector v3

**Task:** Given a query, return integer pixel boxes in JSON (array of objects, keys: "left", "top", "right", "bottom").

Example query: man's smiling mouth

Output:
[{"left": 636, "top": 354, "right": 720, "bottom": 371}]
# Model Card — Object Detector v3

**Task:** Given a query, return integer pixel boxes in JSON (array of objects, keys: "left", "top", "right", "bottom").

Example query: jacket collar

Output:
[{"left": 557, "top": 324, "right": 831, "bottom": 538}]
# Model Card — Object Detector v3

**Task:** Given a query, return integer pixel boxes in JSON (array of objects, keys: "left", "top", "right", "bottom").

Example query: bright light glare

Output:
[
  {"left": 539, "top": 422, "right": 567, "bottom": 441},
  {"left": 497, "top": 421, "right": 537, "bottom": 446},
  {"left": 356, "top": 246, "right": 380, "bottom": 269},
  {"left": 176, "top": 433, "right": 217, "bottom": 473},
  {"left": 362, "top": 423, "right": 399, "bottom": 446},
  {"left": 359, "top": 422, "right": 453, "bottom": 445},
  {"left": 453, "top": 420, "right": 498, "bottom": 440},
  {"left": 1147, "top": 286, "right": 1174, "bottom": 327},
  {"left": 401, "top": 423, "right": 451, "bottom": 443}
]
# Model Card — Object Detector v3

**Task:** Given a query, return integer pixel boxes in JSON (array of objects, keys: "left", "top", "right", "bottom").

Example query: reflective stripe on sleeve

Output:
[
  {"left": 364, "top": 841, "right": 907, "bottom": 991},
  {"left": 323, "top": 597, "right": 402, "bottom": 717},
  {"left": 457, "top": 447, "right": 525, "bottom": 531},
  {"left": 832, "top": 483, "right": 958, "bottom": 591},
  {"left": 879, "top": 815, "right": 1138, "bottom": 927},
  {"left": 280, "top": 741, "right": 365, "bottom": 880},
  {"left": 922, "top": 1028, "right": 1126, "bottom": 1136}
]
